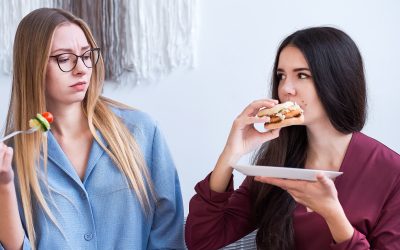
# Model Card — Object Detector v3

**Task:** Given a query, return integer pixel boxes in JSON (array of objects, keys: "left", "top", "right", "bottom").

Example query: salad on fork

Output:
[{"left": 0, "top": 112, "right": 54, "bottom": 143}]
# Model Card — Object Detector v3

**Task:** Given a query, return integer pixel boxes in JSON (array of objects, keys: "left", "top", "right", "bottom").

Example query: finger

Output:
[
  {"left": 287, "top": 190, "right": 300, "bottom": 201},
  {"left": 3, "top": 147, "right": 13, "bottom": 170},
  {"left": 286, "top": 187, "right": 303, "bottom": 196},
  {"left": 258, "top": 176, "right": 308, "bottom": 192},
  {"left": 0, "top": 148, "right": 14, "bottom": 184},
  {"left": 257, "top": 128, "right": 280, "bottom": 142},
  {"left": 0, "top": 145, "right": 7, "bottom": 170},
  {"left": 232, "top": 116, "right": 270, "bottom": 131},
  {"left": 255, "top": 176, "right": 292, "bottom": 190},
  {"left": 241, "top": 99, "right": 279, "bottom": 117},
  {"left": 286, "top": 191, "right": 312, "bottom": 211},
  {"left": 316, "top": 173, "right": 332, "bottom": 187},
  {"left": 306, "top": 207, "right": 314, "bottom": 212},
  {"left": 245, "top": 115, "right": 271, "bottom": 125},
  {"left": 234, "top": 114, "right": 274, "bottom": 130}
]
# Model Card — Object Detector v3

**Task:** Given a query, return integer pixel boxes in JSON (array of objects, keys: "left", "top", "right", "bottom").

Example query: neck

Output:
[
  {"left": 305, "top": 121, "right": 353, "bottom": 171},
  {"left": 47, "top": 102, "right": 90, "bottom": 138}
]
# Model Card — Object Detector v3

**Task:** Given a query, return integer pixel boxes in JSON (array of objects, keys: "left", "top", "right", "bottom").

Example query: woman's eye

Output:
[
  {"left": 58, "top": 57, "right": 70, "bottom": 64},
  {"left": 277, "top": 73, "right": 286, "bottom": 80},
  {"left": 298, "top": 73, "right": 310, "bottom": 79}
]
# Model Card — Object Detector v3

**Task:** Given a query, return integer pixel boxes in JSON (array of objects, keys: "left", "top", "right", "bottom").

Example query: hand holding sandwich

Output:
[
  {"left": 210, "top": 99, "right": 281, "bottom": 192},
  {"left": 210, "top": 99, "right": 306, "bottom": 193}
]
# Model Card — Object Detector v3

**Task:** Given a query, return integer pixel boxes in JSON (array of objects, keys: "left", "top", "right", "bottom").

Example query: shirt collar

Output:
[{"left": 46, "top": 130, "right": 107, "bottom": 186}]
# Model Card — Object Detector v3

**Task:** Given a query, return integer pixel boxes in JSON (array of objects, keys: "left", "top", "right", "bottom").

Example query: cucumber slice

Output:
[{"left": 35, "top": 114, "right": 50, "bottom": 131}]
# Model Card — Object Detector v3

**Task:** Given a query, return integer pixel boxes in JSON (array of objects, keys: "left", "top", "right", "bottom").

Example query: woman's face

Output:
[
  {"left": 277, "top": 46, "right": 327, "bottom": 126},
  {"left": 45, "top": 23, "right": 92, "bottom": 107}
]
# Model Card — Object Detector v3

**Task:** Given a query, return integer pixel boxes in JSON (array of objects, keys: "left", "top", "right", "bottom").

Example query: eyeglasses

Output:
[{"left": 49, "top": 48, "right": 101, "bottom": 72}]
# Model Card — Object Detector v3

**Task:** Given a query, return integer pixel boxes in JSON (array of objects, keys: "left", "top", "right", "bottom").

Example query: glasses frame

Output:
[{"left": 49, "top": 48, "right": 101, "bottom": 72}]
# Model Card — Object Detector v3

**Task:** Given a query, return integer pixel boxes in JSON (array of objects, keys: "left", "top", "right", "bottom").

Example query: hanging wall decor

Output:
[
  {"left": 0, "top": 0, "right": 197, "bottom": 85},
  {"left": 0, "top": 0, "right": 56, "bottom": 74}
]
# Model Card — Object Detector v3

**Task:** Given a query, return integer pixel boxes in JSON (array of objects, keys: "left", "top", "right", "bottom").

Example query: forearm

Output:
[
  {"left": 186, "top": 173, "right": 255, "bottom": 249},
  {"left": 209, "top": 150, "right": 238, "bottom": 193},
  {"left": 324, "top": 205, "right": 354, "bottom": 244},
  {"left": 0, "top": 184, "right": 24, "bottom": 250}
]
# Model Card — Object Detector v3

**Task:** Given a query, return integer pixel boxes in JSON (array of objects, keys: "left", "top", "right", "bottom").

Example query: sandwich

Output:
[{"left": 257, "top": 101, "right": 304, "bottom": 129}]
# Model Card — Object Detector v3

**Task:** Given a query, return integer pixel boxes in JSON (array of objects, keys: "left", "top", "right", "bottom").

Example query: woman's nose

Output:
[
  {"left": 280, "top": 78, "right": 296, "bottom": 96},
  {"left": 73, "top": 58, "right": 89, "bottom": 75}
]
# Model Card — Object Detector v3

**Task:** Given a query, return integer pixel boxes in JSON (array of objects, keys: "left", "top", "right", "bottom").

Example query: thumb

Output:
[
  {"left": 3, "top": 147, "right": 14, "bottom": 169},
  {"left": 316, "top": 173, "right": 332, "bottom": 187},
  {"left": 260, "top": 128, "right": 280, "bottom": 141}
]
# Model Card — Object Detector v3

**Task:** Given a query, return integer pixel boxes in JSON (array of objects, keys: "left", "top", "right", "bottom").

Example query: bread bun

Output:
[{"left": 265, "top": 115, "right": 304, "bottom": 130}]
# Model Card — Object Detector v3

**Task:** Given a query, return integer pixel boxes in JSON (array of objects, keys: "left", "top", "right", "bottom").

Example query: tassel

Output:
[{"left": 0, "top": 0, "right": 197, "bottom": 86}]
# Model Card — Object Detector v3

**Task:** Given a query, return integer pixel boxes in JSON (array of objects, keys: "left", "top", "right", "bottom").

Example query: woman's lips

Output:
[{"left": 70, "top": 82, "right": 86, "bottom": 91}]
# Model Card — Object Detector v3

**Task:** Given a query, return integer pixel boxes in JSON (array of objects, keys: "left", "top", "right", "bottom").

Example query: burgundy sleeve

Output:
[
  {"left": 331, "top": 176, "right": 400, "bottom": 250},
  {"left": 185, "top": 173, "right": 256, "bottom": 250},
  {"left": 330, "top": 230, "right": 369, "bottom": 250}
]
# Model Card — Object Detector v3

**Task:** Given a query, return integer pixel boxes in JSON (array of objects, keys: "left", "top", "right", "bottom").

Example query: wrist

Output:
[
  {"left": 219, "top": 148, "right": 241, "bottom": 166},
  {"left": 0, "top": 182, "right": 16, "bottom": 194},
  {"left": 322, "top": 200, "right": 346, "bottom": 221},
  {"left": 324, "top": 203, "right": 354, "bottom": 243}
]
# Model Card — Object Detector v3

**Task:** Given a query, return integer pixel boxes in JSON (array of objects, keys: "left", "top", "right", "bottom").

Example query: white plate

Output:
[{"left": 233, "top": 165, "right": 343, "bottom": 181}]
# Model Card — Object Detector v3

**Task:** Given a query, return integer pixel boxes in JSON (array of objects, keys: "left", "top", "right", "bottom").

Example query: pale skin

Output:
[
  {"left": 0, "top": 22, "right": 94, "bottom": 249},
  {"left": 45, "top": 23, "right": 94, "bottom": 180},
  {"left": 210, "top": 46, "right": 354, "bottom": 244},
  {"left": 0, "top": 144, "right": 24, "bottom": 250}
]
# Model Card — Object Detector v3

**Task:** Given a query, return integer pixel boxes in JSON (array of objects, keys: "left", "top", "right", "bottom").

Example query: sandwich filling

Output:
[{"left": 258, "top": 101, "right": 303, "bottom": 123}]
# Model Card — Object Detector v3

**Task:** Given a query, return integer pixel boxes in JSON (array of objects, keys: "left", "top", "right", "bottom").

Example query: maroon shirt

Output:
[{"left": 185, "top": 132, "right": 400, "bottom": 249}]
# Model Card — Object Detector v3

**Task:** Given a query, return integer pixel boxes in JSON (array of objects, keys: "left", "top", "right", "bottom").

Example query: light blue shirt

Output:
[{"left": 1, "top": 108, "right": 185, "bottom": 250}]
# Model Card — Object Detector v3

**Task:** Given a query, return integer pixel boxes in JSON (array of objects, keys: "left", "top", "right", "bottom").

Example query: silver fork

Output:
[{"left": 0, "top": 127, "right": 39, "bottom": 143}]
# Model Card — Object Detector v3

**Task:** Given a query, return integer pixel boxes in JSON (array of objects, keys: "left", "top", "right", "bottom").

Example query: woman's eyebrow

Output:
[
  {"left": 293, "top": 68, "right": 310, "bottom": 72},
  {"left": 51, "top": 45, "right": 91, "bottom": 54},
  {"left": 276, "top": 68, "right": 310, "bottom": 72}
]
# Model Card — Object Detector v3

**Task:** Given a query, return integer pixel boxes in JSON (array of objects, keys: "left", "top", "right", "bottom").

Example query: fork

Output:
[{"left": 0, "top": 127, "right": 39, "bottom": 143}]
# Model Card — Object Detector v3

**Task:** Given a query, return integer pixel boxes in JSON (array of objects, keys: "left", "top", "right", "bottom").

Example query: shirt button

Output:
[
  {"left": 84, "top": 233, "right": 93, "bottom": 241},
  {"left": 80, "top": 192, "right": 86, "bottom": 199}
]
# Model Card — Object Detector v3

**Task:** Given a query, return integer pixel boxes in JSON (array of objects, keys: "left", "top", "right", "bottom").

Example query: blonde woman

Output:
[{"left": 0, "top": 8, "right": 184, "bottom": 250}]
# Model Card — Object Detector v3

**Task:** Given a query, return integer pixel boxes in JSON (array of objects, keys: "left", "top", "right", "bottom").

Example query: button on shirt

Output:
[
  {"left": 84, "top": 233, "right": 93, "bottom": 241},
  {"left": 1, "top": 108, "right": 185, "bottom": 250}
]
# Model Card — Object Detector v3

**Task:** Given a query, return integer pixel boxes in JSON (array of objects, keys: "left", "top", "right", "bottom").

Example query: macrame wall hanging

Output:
[{"left": 0, "top": 0, "right": 197, "bottom": 85}]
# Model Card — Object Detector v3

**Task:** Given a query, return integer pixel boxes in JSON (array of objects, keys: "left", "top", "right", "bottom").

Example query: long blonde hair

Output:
[{"left": 5, "top": 8, "right": 155, "bottom": 249}]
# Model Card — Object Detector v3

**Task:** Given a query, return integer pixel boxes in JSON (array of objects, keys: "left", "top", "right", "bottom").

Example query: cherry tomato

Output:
[{"left": 42, "top": 112, "right": 54, "bottom": 123}]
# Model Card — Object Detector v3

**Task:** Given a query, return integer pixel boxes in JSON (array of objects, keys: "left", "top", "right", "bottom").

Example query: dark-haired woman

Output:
[{"left": 185, "top": 27, "right": 400, "bottom": 250}]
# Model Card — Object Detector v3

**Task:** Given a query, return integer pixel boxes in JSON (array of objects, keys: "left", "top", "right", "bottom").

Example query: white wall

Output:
[{"left": 1, "top": 0, "right": 400, "bottom": 216}]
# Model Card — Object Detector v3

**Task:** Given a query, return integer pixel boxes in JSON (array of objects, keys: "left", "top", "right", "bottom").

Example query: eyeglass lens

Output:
[{"left": 57, "top": 49, "right": 99, "bottom": 72}]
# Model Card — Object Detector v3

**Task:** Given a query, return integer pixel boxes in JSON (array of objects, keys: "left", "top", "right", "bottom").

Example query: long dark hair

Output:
[{"left": 251, "top": 27, "right": 367, "bottom": 250}]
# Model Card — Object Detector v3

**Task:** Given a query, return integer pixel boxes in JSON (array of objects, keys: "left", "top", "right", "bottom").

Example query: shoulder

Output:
[
  {"left": 353, "top": 132, "right": 400, "bottom": 159},
  {"left": 109, "top": 106, "right": 176, "bottom": 174},
  {"left": 107, "top": 105, "right": 163, "bottom": 159},
  {"left": 111, "top": 106, "right": 158, "bottom": 137},
  {"left": 351, "top": 132, "right": 400, "bottom": 174}
]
